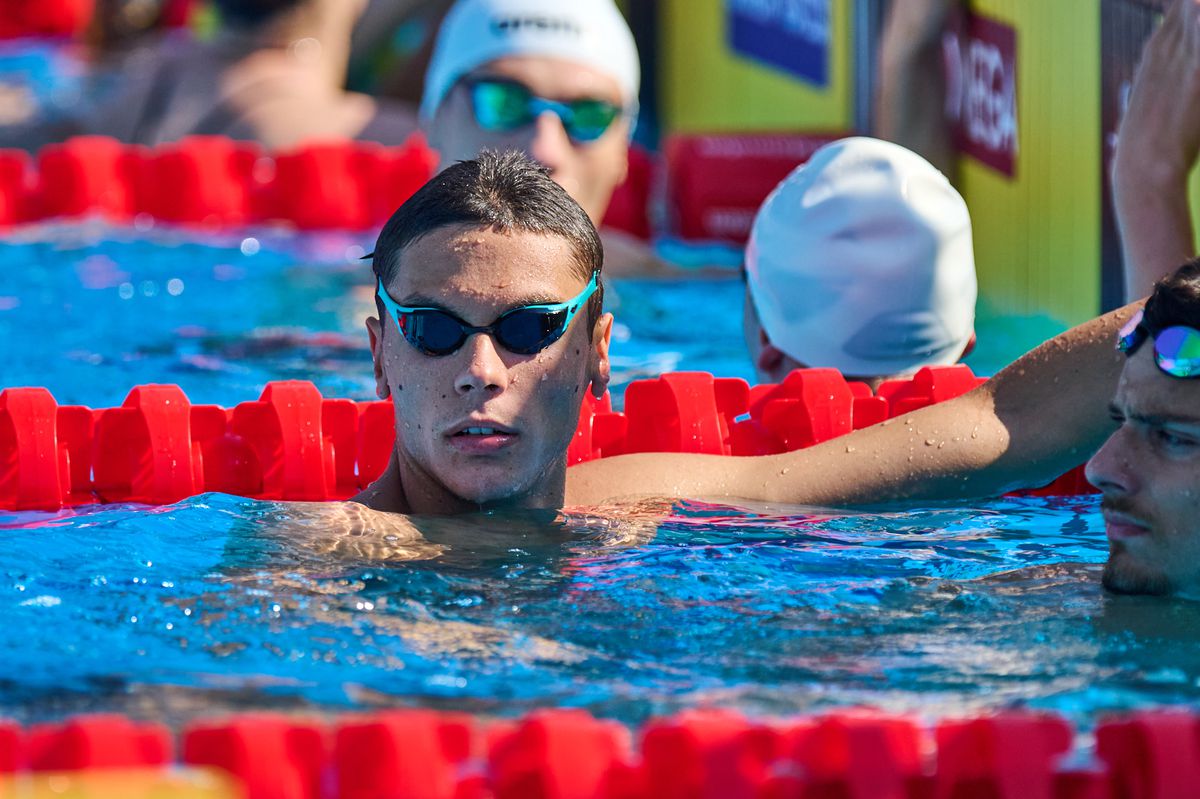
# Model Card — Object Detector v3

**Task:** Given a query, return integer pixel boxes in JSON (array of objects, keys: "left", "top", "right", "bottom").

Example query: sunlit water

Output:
[{"left": 1, "top": 494, "right": 1197, "bottom": 728}]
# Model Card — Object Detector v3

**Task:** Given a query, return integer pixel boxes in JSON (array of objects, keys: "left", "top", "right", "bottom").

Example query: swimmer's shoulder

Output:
[{"left": 351, "top": 477, "right": 411, "bottom": 514}]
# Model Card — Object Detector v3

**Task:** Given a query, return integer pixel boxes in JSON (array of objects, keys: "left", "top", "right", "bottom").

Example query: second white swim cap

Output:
[{"left": 745, "top": 137, "right": 977, "bottom": 378}]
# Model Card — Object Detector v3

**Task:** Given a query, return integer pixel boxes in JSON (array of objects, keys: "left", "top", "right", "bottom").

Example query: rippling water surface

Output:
[{"left": 2, "top": 494, "right": 1198, "bottom": 727}]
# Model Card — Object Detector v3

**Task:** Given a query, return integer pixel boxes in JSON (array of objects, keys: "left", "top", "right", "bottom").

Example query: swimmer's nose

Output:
[
  {"left": 454, "top": 332, "right": 509, "bottom": 395},
  {"left": 529, "top": 111, "right": 573, "bottom": 175},
  {"left": 1085, "top": 425, "right": 1139, "bottom": 495}
]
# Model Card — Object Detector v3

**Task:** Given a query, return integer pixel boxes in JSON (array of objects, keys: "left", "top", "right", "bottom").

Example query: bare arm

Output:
[
  {"left": 874, "top": 0, "right": 959, "bottom": 179},
  {"left": 566, "top": 302, "right": 1138, "bottom": 506},
  {"left": 1114, "top": 0, "right": 1200, "bottom": 300}
]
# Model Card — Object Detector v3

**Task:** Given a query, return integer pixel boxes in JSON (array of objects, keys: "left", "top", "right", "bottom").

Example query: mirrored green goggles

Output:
[
  {"left": 465, "top": 77, "right": 623, "bottom": 143},
  {"left": 1118, "top": 308, "right": 1200, "bottom": 378}
]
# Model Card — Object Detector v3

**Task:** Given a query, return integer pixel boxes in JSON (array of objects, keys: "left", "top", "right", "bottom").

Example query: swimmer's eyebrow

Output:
[
  {"left": 1112, "top": 402, "right": 1200, "bottom": 428},
  {"left": 396, "top": 291, "right": 563, "bottom": 309}
]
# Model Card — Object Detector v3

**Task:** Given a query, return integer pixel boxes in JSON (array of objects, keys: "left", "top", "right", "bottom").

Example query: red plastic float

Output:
[
  {"left": 335, "top": 710, "right": 477, "bottom": 799},
  {"left": 25, "top": 715, "right": 171, "bottom": 771},
  {"left": 0, "top": 0, "right": 95, "bottom": 39},
  {"left": 1096, "top": 711, "right": 1200, "bottom": 799},
  {"left": 139, "top": 137, "right": 261, "bottom": 226},
  {"left": 183, "top": 716, "right": 327, "bottom": 799}
]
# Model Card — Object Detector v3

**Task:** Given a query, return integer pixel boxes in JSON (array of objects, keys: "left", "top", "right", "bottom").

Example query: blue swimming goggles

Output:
[
  {"left": 1117, "top": 308, "right": 1200, "bottom": 378},
  {"left": 465, "top": 76, "right": 624, "bottom": 143},
  {"left": 377, "top": 272, "right": 599, "bottom": 356}
]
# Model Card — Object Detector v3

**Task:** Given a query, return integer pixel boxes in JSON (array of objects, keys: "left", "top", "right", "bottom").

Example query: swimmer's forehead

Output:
[
  {"left": 386, "top": 224, "right": 587, "bottom": 310},
  {"left": 474, "top": 55, "right": 625, "bottom": 103},
  {"left": 1113, "top": 353, "right": 1200, "bottom": 427}
]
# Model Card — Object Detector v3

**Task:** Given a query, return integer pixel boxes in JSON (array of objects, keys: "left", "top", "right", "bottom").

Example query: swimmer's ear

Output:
[
  {"left": 959, "top": 332, "right": 978, "bottom": 360},
  {"left": 366, "top": 315, "right": 390, "bottom": 400},
  {"left": 756, "top": 330, "right": 785, "bottom": 376},
  {"left": 590, "top": 312, "right": 613, "bottom": 399}
]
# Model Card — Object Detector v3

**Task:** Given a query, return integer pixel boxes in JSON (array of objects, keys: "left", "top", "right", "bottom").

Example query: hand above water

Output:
[
  {"left": 874, "top": 0, "right": 963, "bottom": 178},
  {"left": 1114, "top": 0, "right": 1200, "bottom": 299},
  {"left": 881, "top": 0, "right": 961, "bottom": 50}
]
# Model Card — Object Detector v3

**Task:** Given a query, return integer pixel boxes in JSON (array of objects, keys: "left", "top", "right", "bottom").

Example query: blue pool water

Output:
[
  {"left": 2, "top": 493, "right": 1198, "bottom": 728},
  {"left": 5, "top": 225, "right": 1175, "bottom": 731}
]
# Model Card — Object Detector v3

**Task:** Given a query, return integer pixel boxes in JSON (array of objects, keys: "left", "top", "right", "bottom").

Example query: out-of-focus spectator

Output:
[
  {"left": 347, "top": 0, "right": 453, "bottom": 108},
  {"left": 1113, "top": 0, "right": 1200, "bottom": 301},
  {"left": 87, "top": 0, "right": 194, "bottom": 56},
  {"left": 743, "top": 137, "right": 977, "bottom": 388},
  {"left": 1, "top": 0, "right": 418, "bottom": 149}
]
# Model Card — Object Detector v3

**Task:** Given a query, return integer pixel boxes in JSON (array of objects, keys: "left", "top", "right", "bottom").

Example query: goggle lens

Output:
[
  {"left": 400, "top": 310, "right": 466, "bottom": 356},
  {"left": 563, "top": 98, "right": 620, "bottom": 142},
  {"left": 470, "top": 79, "right": 531, "bottom": 131},
  {"left": 468, "top": 78, "right": 621, "bottom": 142},
  {"left": 1154, "top": 326, "right": 1200, "bottom": 378},
  {"left": 496, "top": 308, "right": 570, "bottom": 354}
]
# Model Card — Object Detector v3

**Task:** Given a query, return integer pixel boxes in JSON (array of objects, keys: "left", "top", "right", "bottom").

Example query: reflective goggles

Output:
[
  {"left": 377, "top": 272, "right": 600, "bottom": 356},
  {"left": 1117, "top": 308, "right": 1200, "bottom": 378},
  {"left": 465, "top": 76, "right": 623, "bottom": 143}
]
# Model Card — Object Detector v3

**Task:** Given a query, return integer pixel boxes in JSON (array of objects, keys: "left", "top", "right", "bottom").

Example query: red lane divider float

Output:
[
  {"left": 0, "top": 134, "right": 439, "bottom": 231},
  {"left": 0, "top": 365, "right": 1094, "bottom": 511},
  {"left": 0, "top": 710, "right": 1186, "bottom": 798},
  {"left": 0, "top": 0, "right": 95, "bottom": 39}
]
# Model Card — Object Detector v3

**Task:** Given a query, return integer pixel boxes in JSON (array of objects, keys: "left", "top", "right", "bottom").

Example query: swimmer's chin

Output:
[{"left": 1102, "top": 556, "right": 1174, "bottom": 596}]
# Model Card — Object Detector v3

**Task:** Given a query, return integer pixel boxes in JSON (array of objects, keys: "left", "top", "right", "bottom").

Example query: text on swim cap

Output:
[{"left": 490, "top": 16, "right": 582, "bottom": 37}]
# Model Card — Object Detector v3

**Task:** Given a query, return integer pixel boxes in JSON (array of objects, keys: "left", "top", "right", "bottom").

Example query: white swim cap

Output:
[
  {"left": 420, "top": 0, "right": 640, "bottom": 122},
  {"left": 745, "top": 137, "right": 977, "bottom": 378}
]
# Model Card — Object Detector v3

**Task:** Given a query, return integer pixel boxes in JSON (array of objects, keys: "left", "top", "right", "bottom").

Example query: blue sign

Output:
[{"left": 726, "top": 0, "right": 831, "bottom": 87}]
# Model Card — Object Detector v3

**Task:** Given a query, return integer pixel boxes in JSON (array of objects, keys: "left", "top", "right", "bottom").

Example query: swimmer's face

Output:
[
  {"left": 426, "top": 56, "right": 631, "bottom": 225},
  {"left": 366, "top": 225, "right": 612, "bottom": 509},
  {"left": 1086, "top": 347, "right": 1200, "bottom": 595}
]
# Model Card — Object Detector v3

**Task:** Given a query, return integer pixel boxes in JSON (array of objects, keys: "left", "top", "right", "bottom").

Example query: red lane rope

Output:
[
  {"left": 0, "top": 135, "right": 438, "bottom": 231},
  {"left": 0, "top": 366, "right": 1092, "bottom": 511},
  {"left": 0, "top": 708, "right": 1189, "bottom": 798}
]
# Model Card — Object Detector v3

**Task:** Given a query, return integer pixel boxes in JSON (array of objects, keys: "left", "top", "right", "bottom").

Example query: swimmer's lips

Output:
[
  {"left": 445, "top": 420, "right": 519, "bottom": 455},
  {"left": 1102, "top": 509, "right": 1152, "bottom": 542}
]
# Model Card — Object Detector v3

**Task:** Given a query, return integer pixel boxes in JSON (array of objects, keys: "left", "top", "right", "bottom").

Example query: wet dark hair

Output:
[
  {"left": 1143, "top": 258, "right": 1200, "bottom": 335},
  {"left": 211, "top": 0, "right": 305, "bottom": 27},
  {"left": 370, "top": 150, "right": 604, "bottom": 326}
]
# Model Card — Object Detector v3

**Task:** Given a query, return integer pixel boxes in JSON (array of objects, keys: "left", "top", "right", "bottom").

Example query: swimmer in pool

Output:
[
  {"left": 354, "top": 149, "right": 1200, "bottom": 596},
  {"left": 742, "top": 137, "right": 977, "bottom": 389},
  {"left": 420, "top": 0, "right": 671, "bottom": 276}
]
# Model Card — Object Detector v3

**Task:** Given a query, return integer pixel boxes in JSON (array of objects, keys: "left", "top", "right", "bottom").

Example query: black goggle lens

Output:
[
  {"left": 400, "top": 307, "right": 571, "bottom": 356},
  {"left": 401, "top": 310, "right": 466, "bottom": 356},
  {"left": 495, "top": 308, "right": 569, "bottom": 354}
]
